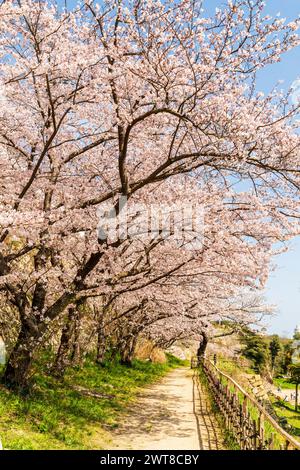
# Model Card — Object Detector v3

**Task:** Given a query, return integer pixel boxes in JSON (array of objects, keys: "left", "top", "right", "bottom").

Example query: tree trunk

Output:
[
  {"left": 52, "top": 307, "right": 75, "bottom": 378},
  {"left": 120, "top": 349, "right": 133, "bottom": 366},
  {"left": 70, "top": 309, "right": 82, "bottom": 365},
  {"left": 70, "top": 337, "right": 81, "bottom": 365},
  {"left": 96, "top": 329, "right": 107, "bottom": 366},
  {"left": 120, "top": 336, "right": 137, "bottom": 366},
  {"left": 197, "top": 330, "right": 209, "bottom": 365},
  {"left": 296, "top": 383, "right": 298, "bottom": 412},
  {"left": 2, "top": 322, "right": 40, "bottom": 391},
  {"left": 120, "top": 342, "right": 132, "bottom": 366},
  {"left": 2, "top": 250, "right": 104, "bottom": 390},
  {"left": 95, "top": 310, "right": 107, "bottom": 366},
  {"left": 131, "top": 335, "right": 138, "bottom": 361}
]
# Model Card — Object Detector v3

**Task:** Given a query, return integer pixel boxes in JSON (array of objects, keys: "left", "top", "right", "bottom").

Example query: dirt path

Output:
[{"left": 109, "top": 368, "right": 226, "bottom": 450}]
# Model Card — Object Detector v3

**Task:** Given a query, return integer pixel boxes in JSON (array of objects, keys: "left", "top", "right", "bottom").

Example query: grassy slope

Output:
[
  {"left": 215, "top": 357, "right": 253, "bottom": 390},
  {"left": 270, "top": 398, "right": 300, "bottom": 439},
  {"left": 0, "top": 354, "right": 187, "bottom": 450},
  {"left": 273, "top": 377, "right": 297, "bottom": 390}
]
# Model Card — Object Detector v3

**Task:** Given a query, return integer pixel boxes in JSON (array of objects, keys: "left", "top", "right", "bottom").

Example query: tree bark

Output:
[
  {"left": 96, "top": 329, "right": 107, "bottom": 366},
  {"left": 2, "top": 322, "right": 40, "bottom": 390},
  {"left": 120, "top": 349, "right": 133, "bottom": 366},
  {"left": 70, "top": 308, "right": 82, "bottom": 365},
  {"left": 197, "top": 330, "right": 209, "bottom": 365},
  {"left": 2, "top": 247, "right": 105, "bottom": 390},
  {"left": 52, "top": 307, "right": 75, "bottom": 378},
  {"left": 120, "top": 335, "right": 137, "bottom": 366}
]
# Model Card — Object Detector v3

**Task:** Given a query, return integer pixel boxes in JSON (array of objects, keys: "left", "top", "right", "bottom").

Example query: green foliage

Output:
[
  {"left": 0, "top": 353, "right": 183, "bottom": 450},
  {"left": 269, "top": 335, "right": 281, "bottom": 370},
  {"left": 241, "top": 332, "right": 268, "bottom": 373},
  {"left": 218, "top": 324, "right": 293, "bottom": 378},
  {"left": 278, "top": 342, "right": 293, "bottom": 375},
  {"left": 288, "top": 364, "right": 300, "bottom": 411},
  {"left": 289, "top": 364, "right": 300, "bottom": 384},
  {"left": 239, "top": 331, "right": 293, "bottom": 378},
  {"left": 273, "top": 377, "right": 296, "bottom": 390},
  {"left": 165, "top": 352, "right": 189, "bottom": 368},
  {"left": 293, "top": 331, "right": 300, "bottom": 341}
]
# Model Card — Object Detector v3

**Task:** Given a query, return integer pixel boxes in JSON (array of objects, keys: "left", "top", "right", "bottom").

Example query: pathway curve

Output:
[{"left": 110, "top": 368, "right": 226, "bottom": 450}]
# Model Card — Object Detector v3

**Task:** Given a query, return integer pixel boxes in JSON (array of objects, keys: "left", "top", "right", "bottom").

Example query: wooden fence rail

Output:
[{"left": 200, "top": 358, "right": 300, "bottom": 450}]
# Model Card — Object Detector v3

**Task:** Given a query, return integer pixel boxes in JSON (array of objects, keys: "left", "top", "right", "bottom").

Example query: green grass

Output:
[
  {"left": 216, "top": 357, "right": 253, "bottom": 380},
  {"left": 273, "top": 378, "right": 297, "bottom": 390},
  {"left": 270, "top": 397, "right": 300, "bottom": 440},
  {"left": 0, "top": 353, "right": 186, "bottom": 450}
]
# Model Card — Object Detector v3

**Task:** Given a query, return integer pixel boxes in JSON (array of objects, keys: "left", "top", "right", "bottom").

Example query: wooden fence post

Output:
[
  {"left": 258, "top": 412, "right": 264, "bottom": 449},
  {"left": 252, "top": 419, "right": 258, "bottom": 450}
]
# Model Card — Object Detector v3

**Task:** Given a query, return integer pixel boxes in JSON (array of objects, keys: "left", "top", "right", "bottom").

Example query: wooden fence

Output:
[{"left": 200, "top": 358, "right": 300, "bottom": 450}]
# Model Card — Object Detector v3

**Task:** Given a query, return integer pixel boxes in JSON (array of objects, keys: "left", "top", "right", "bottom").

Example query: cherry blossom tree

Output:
[{"left": 0, "top": 0, "right": 300, "bottom": 388}]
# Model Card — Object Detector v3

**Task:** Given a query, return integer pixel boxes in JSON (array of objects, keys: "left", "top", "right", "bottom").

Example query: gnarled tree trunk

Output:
[
  {"left": 2, "top": 250, "right": 103, "bottom": 391},
  {"left": 52, "top": 307, "right": 75, "bottom": 378},
  {"left": 197, "top": 330, "right": 209, "bottom": 365},
  {"left": 120, "top": 334, "right": 138, "bottom": 366},
  {"left": 2, "top": 321, "right": 41, "bottom": 391},
  {"left": 70, "top": 304, "right": 83, "bottom": 365},
  {"left": 96, "top": 328, "right": 107, "bottom": 366}
]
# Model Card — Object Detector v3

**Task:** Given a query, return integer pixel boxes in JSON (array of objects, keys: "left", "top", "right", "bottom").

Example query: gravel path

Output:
[{"left": 110, "top": 368, "right": 226, "bottom": 450}]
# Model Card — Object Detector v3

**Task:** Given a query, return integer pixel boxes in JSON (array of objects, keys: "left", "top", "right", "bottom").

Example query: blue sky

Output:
[{"left": 59, "top": 0, "right": 300, "bottom": 337}]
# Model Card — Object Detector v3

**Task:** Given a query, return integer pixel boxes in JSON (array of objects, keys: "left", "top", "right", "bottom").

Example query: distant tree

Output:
[
  {"left": 269, "top": 336, "right": 281, "bottom": 375},
  {"left": 278, "top": 342, "right": 293, "bottom": 376},
  {"left": 293, "top": 330, "right": 300, "bottom": 341},
  {"left": 289, "top": 364, "right": 300, "bottom": 412},
  {"left": 242, "top": 333, "right": 268, "bottom": 374}
]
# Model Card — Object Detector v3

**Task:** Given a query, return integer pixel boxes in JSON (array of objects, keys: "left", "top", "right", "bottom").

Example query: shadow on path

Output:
[{"left": 109, "top": 368, "right": 226, "bottom": 450}]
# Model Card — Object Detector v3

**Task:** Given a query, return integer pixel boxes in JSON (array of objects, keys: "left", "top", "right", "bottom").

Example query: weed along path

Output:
[{"left": 109, "top": 368, "right": 226, "bottom": 450}]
